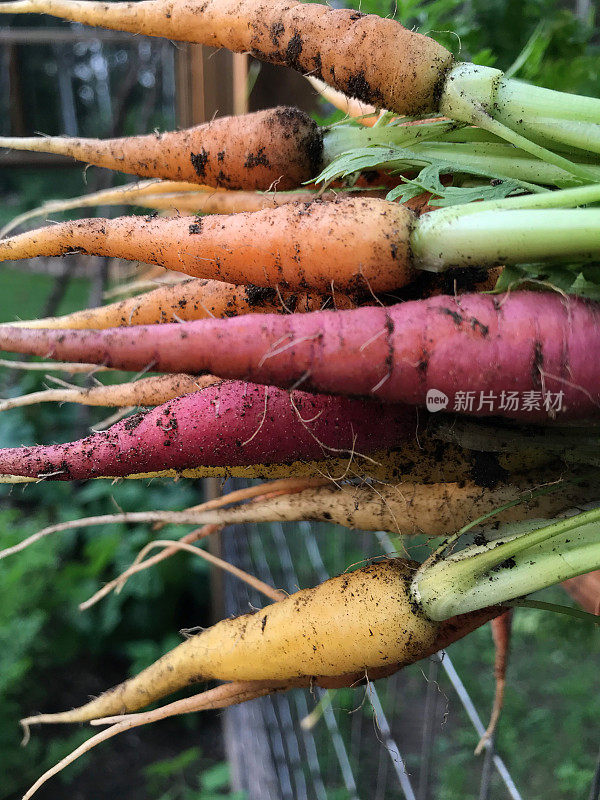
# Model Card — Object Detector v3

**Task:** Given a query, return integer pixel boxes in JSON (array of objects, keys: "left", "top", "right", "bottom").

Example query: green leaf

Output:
[
  {"left": 144, "top": 747, "right": 203, "bottom": 781},
  {"left": 493, "top": 261, "right": 600, "bottom": 300},
  {"left": 200, "top": 762, "right": 231, "bottom": 793},
  {"left": 316, "top": 138, "right": 536, "bottom": 206}
]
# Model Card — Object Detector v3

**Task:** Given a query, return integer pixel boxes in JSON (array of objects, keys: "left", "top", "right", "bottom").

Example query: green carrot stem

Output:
[
  {"left": 439, "top": 63, "right": 600, "bottom": 176},
  {"left": 432, "top": 181, "right": 600, "bottom": 220},
  {"left": 504, "top": 599, "right": 599, "bottom": 625},
  {"left": 412, "top": 208, "right": 600, "bottom": 271},
  {"left": 413, "top": 508, "right": 600, "bottom": 620},
  {"left": 321, "top": 118, "right": 458, "bottom": 164},
  {"left": 517, "top": 120, "right": 600, "bottom": 157},
  {"left": 406, "top": 143, "right": 598, "bottom": 187}
]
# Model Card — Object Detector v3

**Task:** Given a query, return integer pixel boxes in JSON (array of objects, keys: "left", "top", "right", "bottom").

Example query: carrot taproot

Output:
[
  {"left": 16, "top": 558, "right": 467, "bottom": 724},
  {"left": 0, "top": 104, "right": 440, "bottom": 194},
  {"left": 0, "top": 197, "right": 416, "bottom": 292},
  {"left": 3, "top": 278, "right": 357, "bottom": 330},
  {"left": 0, "top": 107, "right": 322, "bottom": 191},
  {"left": 0, "top": 0, "right": 453, "bottom": 116},
  {"left": 3, "top": 266, "right": 500, "bottom": 332},
  {"left": 142, "top": 477, "right": 599, "bottom": 536},
  {"left": 2, "top": 292, "right": 598, "bottom": 421},
  {"left": 0, "top": 415, "right": 554, "bottom": 489},
  {"left": 16, "top": 595, "right": 501, "bottom": 800},
  {"left": 562, "top": 570, "right": 600, "bottom": 615},
  {"left": 8, "top": 474, "right": 592, "bottom": 559},
  {"left": 0, "top": 373, "right": 219, "bottom": 412},
  {"left": 475, "top": 609, "right": 512, "bottom": 754},
  {"left": 1, "top": 192, "right": 597, "bottom": 292},
  {"left": 0, "top": 380, "right": 414, "bottom": 480},
  {"left": 20, "top": 604, "right": 501, "bottom": 800}
]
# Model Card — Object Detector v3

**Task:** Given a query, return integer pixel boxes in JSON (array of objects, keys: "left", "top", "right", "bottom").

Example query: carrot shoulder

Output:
[{"left": 3, "top": 0, "right": 453, "bottom": 115}]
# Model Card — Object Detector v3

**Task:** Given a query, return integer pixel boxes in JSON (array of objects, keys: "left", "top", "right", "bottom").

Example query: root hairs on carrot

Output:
[
  {"left": 19, "top": 558, "right": 503, "bottom": 727},
  {"left": 20, "top": 680, "right": 290, "bottom": 800},
  {"left": 0, "top": 373, "right": 219, "bottom": 412},
  {"left": 2, "top": 292, "right": 598, "bottom": 421},
  {"left": 0, "top": 380, "right": 414, "bottom": 480}
]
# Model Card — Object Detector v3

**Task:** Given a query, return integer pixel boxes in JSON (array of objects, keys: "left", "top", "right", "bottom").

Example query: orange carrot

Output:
[
  {"left": 563, "top": 571, "right": 600, "bottom": 615},
  {"left": 0, "top": 107, "right": 322, "bottom": 191},
  {"left": 0, "top": 197, "right": 415, "bottom": 292},
  {"left": 122, "top": 188, "right": 332, "bottom": 215},
  {"left": 307, "top": 76, "right": 382, "bottom": 125},
  {"left": 475, "top": 610, "right": 512, "bottom": 754},
  {"left": 0, "top": 0, "right": 453, "bottom": 115},
  {"left": 3, "top": 278, "right": 358, "bottom": 330},
  {"left": 0, "top": 374, "right": 219, "bottom": 412}
]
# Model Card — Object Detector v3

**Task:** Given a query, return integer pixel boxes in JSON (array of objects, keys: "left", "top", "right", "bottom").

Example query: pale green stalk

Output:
[
  {"left": 320, "top": 118, "right": 459, "bottom": 166},
  {"left": 412, "top": 208, "right": 600, "bottom": 271},
  {"left": 432, "top": 182, "right": 600, "bottom": 219},
  {"left": 409, "top": 182, "right": 600, "bottom": 271},
  {"left": 413, "top": 507, "right": 600, "bottom": 621},
  {"left": 403, "top": 142, "right": 600, "bottom": 187},
  {"left": 494, "top": 81, "right": 600, "bottom": 153},
  {"left": 439, "top": 63, "right": 600, "bottom": 178}
]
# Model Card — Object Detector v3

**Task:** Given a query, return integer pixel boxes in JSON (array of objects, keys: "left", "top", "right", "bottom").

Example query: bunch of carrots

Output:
[{"left": 1, "top": 0, "right": 600, "bottom": 795}]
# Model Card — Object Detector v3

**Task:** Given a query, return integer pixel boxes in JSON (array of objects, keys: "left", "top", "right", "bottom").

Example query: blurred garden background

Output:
[{"left": 0, "top": 0, "right": 599, "bottom": 797}]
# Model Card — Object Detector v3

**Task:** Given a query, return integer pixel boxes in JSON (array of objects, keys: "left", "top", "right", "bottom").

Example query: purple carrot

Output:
[
  {"left": 0, "top": 381, "right": 413, "bottom": 479},
  {"left": 0, "top": 292, "right": 598, "bottom": 421}
]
